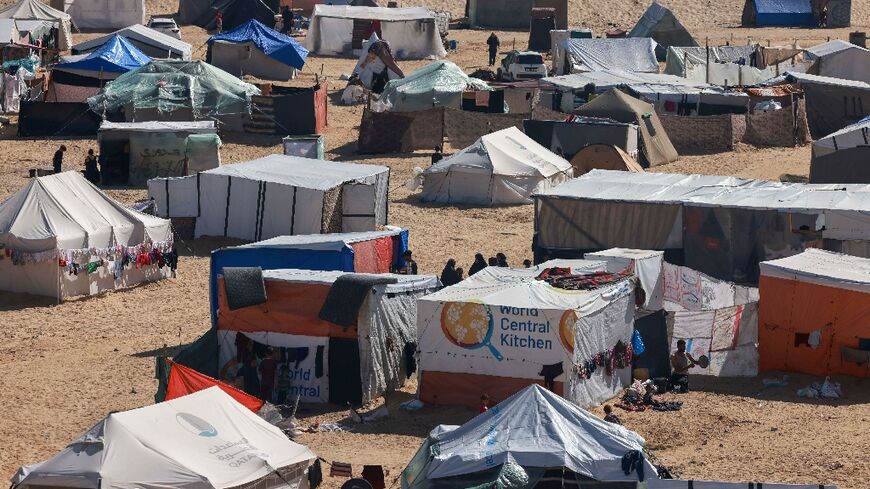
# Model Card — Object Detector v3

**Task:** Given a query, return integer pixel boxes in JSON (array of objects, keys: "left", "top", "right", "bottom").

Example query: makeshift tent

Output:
[
  {"left": 759, "top": 249, "right": 870, "bottom": 378},
  {"left": 216, "top": 268, "right": 439, "bottom": 404},
  {"left": 294, "top": 0, "right": 380, "bottom": 14},
  {"left": 523, "top": 117, "right": 640, "bottom": 159},
  {"left": 533, "top": 169, "right": 870, "bottom": 283},
  {"left": 88, "top": 61, "right": 260, "bottom": 121},
  {"left": 571, "top": 144, "right": 644, "bottom": 177},
  {"left": 0, "top": 0, "right": 72, "bottom": 50},
  {"left": 664, "top": 45, "right": 778, "bottom": 86},
  {"left": 576, "top": 89, "right": 679, "bottom": 167},
  {"left": 420, "top": 127, "right": 572, "bottom": 206},
  {"left": 401, "top": 384, "right": 657, "bottom": 489},
  {"left": 208, "top": 20, "right": 308, "bottom": 80},
  {"left": 810, "top": 116, "right": 870, "bottom": 183},
  {"left": 11, "top": 387, "right": 316, "bottom": 489},
  {"left": 805, "top": 39, "right": 870, "bottom": 84},
  {"left": 206, "top": 228, "right": 409, "bottom": 325},
  {"left": 0, "top": 172, "right": 173, "bottom": 300},
  {"left": 779, "top": 71, "right": 870, "bottom": 138},
  {"left": 48, "top": 36, "right": 151, "bottom": 103},
  {"left": 246, "top": 82, "right": 328, "bottom": 135},
  {"left": 553, "top": 38, "right": 659, "bottom": 75},
  {"left": 528, "top": 8, "right": 555, "bottom": 52},
  {"left": 377, "top": 60, "right": 491, "bottom": 112},
  {"left": 304, "top": 5, "right": 446, "bottom": 59},
  {"left": 98, "top": 121, "right": 221, "bottom": 186},
  {"left": 64, "top": 0, "right": 145, "bottom": 30},
  {"left": 467, "top": 0, "right": 567, "bottom": 29},
  {"left": 164, "top": 360, "right": 265, "bottom": 413},
  {"left": 147, "top": 154, "right": 390, "bottom": 240},
  {"left": 417, "top": 259, "right": 637, "bottom": 408},
  {"left": 351, "top": 33, "right": 404, "bottom": 91},
  {"left": 179, "top": 0, "right": 278, "bottom": 31},
  {"left": 742, "top": 0, "right": 814, "bottom": 26},
  {"left": 628, "top": 2, "right": 698, "bottom": 60},
  {"left": 71, "top": 24, "right": 193, "bottom": 60}
]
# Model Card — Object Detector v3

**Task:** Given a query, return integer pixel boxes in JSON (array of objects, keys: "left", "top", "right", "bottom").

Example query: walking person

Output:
[
  {"left": 486, "top": 32, "right": 500, "bottom": 66},
  {"left": 53, "top": 145, "right": 66, "bottom": 174}
]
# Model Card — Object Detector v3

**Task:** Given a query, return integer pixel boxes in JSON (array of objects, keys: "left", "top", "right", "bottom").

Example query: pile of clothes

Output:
[
  {"left": 615, "top": 380, "right": 683, "bottom": 412},
  {"left": 536, "top": 267, "right": 634, "bottom": 290}
]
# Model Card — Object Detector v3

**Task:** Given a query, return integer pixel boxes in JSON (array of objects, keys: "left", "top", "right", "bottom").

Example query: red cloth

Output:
[
  {"left": 351, "top": 237, "right": 393, "bottom": 273},
  {"left": 165, "top": 361, "right": 264, "bottom": 412}
]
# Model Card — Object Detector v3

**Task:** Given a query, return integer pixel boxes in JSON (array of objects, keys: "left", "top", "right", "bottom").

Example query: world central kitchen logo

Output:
[{"left": 176, "top": 413, "right": 218, "bottom": 437}]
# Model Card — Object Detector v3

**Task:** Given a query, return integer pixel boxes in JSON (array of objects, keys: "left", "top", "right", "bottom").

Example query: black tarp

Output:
[
  {"left": 18, "top": 102, "right": 102, "bottom": 138},
  {"left": 179, "top": 0, "right": 278, "bottom": 31},
  {"left": 328, "top": 337, "right": 362, "bottom": 405},
  {"left": 529, "top": 16, "right": 555, "bottom": 51},
  {"left": 810, "top": 146, "right": 870, "bottom": 183}
]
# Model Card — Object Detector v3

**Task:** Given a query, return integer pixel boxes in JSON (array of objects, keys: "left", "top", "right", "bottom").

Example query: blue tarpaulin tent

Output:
[
  {"left": 207, "top": 19, "right": 308, "bottom": 69},
  {"left": 744, "top": 0, "right": 814, "bottom": 26},
  {"left": 54, "top": 35, "right": 151, "bottom": 74}
]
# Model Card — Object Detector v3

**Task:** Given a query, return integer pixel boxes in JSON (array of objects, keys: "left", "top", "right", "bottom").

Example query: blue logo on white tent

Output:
[{"left": 176, "top": 413, "right": 218, "bottom": 437}]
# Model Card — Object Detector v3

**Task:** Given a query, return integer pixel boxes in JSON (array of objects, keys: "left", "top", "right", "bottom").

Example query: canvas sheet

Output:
[
  {"left": 47, "top": 82, "right": 100, "bottom": 103},
  {"left": 669, "top": 302, "right": 759, "bottom": 377},
  {"left": 759, "top": 248, "right": 870, "bottom": 293},
  {"left": 147, "top": 175, "right": 199, "bottom": 218},
  {"left": 585, "top": 249, "right": 664, "bottom": 311},
  {"left": 555, "top": 38, "right": 658, "bottom": 75},
  {"left": 129, "top": 131, "right": 188, "bottom": 186},
  {"left": 219, "top": 330, "right": 330, "bottom": 403},
  {"left": 662, "top": 263, "right": 736, "bottom": 311}
]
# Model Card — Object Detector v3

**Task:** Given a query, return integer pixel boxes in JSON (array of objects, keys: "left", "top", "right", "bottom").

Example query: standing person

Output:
[
  {"left": 396, "top": 250, "right": 418, "bottom": 275},
  {"left": 52, "top": 145, "right": 66, "bottom": 174},
  {"left": 440, "top": 258, "right": 461, "bottom": 286},
  {"left": 84, "top": 149, "right": 100, "bottom": 184},
  {"left": 215, "top": 8, "right": 223, "bottom": 32},
  {"left": 469, "top": 253, "right": 487, "bottom": 276},
  {"left": 486, "top": 32, "right": 500, "bottom": 66},
  {"left": 496, "top": 252, "right": 508, "bottom": 267},
  {"left": 259, "top": 348, "right": 278, "bottom": 402},
  {"left": 669, "top": 339, "right": 697, "bottom": 393},
  {"left": 479, "top": 394, "right": 491, "bottom": 413},
  {"left": 281, "top": 5, "right": 293, "bottom": 34}
]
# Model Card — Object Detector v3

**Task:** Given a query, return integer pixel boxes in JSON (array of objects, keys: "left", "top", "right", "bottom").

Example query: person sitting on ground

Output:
[
  {"left": 431, "top": 145, "right": 444, "bottom": 165},
  {"left": 395, "top": 250, "right": 418, "bottom": 275},
  {"left": 456, "top": 267, "right": 464, "bottom": 281},
  {"left": 440, "top": 258, "right": 461, "bottom": 286},
  {"left": 488, "top": 256, "right": 498, "bottom": 266},
  {"left": 53, "top": 145, "right": 66, "bottom": 174},
  {"left": 669, "top": 339, "right": 697, "bottom": 393},
  {"left": 523, "top": 259, "right": 532, "bottom": 268},
  {"left": 84, "top": 149, "right": 100, "bottom": 184},
  {"left": 468, "top": 253, "right": 487, "bottom": 276},
  {"left": 603, "top": 404, "right": 622, "bottom": 425},
  {"left": 479, "top": 394, "right": 491, "bottom": 413},
  {"left": 496, "top": 252, "right": 508, "bottom": 267}
]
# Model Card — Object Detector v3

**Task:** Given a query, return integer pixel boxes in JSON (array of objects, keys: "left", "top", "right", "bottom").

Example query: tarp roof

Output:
[
  {"left": 204, "top": 154, "right": 388, "bottom": 190},
  {"left": 0, "top": 171, "right": 171, "bottom": 253},
  {"left": 813, "top": 115, "right": 870, "bottom": 155},
  {"left": 542, "top": 69, "right": 745, "bottom": 100},
  {"left": 310, "top": 4, "right": 434, "bottom": 21},
  {"left": 628, "top": 2, "right": 698, "bottom": 51},
  {"left": 208, "top": 19, "right": 308, "bottom": 70},
  {"left": 781, "top": 70, "right": 870, "bottom": 89},
  {"left": 12, "top": 387, "right": 316, "bottom": 489},
  {"left": 760, "top": 249, "right": 870, "bottom": 293},
  {"left": 88, "top": 61, "right": 260, "bottom": 117},
  {"left": 412, "top": 384, "right": 656, "bottom": 481},
  {"left": 806, "top": 39, "right": 869, "bottom": 58},
  {"left": 99, "top": 120, "right": 217, "bottom": 133},
  {"left": 754, "top": 0, "right": 811, "bottom": 14},
  {"left": 234, "top": 228, "right": 405, "bottom": 251},
  {"left": 0, "top": 0, "right": 71, "bottom": 50},
  {"left": 425, "top": 127, "right": 572, "bottom": 178},
  {"left": 72, "top": 24, "right": 193, "bottom": 61},
  {"left": 54, "top": 35, "right": 150, "bottom": 75},
  {"left": 379, "top": 60, "right": 491, "bottom": 110},
  {"left": 556, "top": 38, "right": 659, "bottom": 73}
]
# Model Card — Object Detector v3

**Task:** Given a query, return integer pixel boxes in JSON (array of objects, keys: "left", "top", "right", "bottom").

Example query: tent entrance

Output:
[
  {"left": 328, "top": 337, "right": 362, "bottom": 405},
  {"left": 100, "top": 139, "right": 131, "bottom": 184}
]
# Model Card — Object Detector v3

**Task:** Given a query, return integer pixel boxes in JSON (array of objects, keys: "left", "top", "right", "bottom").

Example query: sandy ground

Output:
[{"left": 1, "top": 0, "right": 870, "bottom": 487}]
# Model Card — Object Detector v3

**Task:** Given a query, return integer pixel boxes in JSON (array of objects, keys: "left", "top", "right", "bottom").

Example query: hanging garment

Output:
[
  {"left": 361, "top": 465, "right": 386, "bottom": 489},
  {"left": 308, "top": 459, "right": 323, "bottom": 488},
  {"left": 403, "top": 342, "right": 417, "bottom": 376},
  {"left": 538, "top": 362, "right": 563, "bottom": 391}
]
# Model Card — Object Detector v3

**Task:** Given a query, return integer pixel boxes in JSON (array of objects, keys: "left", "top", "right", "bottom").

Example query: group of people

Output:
[
  {"left": 53, "top": 145, "right": 100, "bottom": 184},
  {"left": 440, "top": 252, "right": 533, "bottom": 286}
]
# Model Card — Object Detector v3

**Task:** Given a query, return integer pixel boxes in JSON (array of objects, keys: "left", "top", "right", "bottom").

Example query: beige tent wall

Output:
[
  {"left": 0, "top": 259, "right": 61, "bottom": 298},
  {"left": 211, "top": 41, "right": 296, "bottom": 81}
]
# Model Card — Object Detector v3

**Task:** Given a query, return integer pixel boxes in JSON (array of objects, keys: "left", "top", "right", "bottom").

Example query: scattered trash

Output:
[
  {"left": 349, "top": 404, "right": 389, "bottom": 423},
  {"left": 762, "top": 375, "right": 789, "bottom": 388},
  {"left": 306, "top": 422, "right": 347, "bottom": 433},
  {"left": 400, "top": 399, "right": 424, "bottom": 411},
  {"left": 797, "top": 377, "right": 842, "bottom": 399},
  {"left": 341, "top": 85, "right": 366, "bottom": 105}
]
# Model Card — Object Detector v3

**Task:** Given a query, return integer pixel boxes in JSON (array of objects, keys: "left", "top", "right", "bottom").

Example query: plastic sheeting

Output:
[
  {"left": 378, "top": 61, "right": 490, "bottom": 112},
  {"left": 53, "top": 35, "right": 150, "bottom": 76},
  {"left": 751, "top": 0, "right": 814, "bottom": 26},
  {"left": 88, "top": 61, "right": 260, "bottom": 118},
  {"left": 760, "top": 248, "right": 870, "bottom": 293},
  {"left": 71, "top": 24, "right": 192, "bottom": 60},
  {"left": 805, "top": 39, "right": 870, "bottom": 84},
  {"left": 208, "top": 20, "right": 308, "bottom": 69},
  {"left": 553, "top": 38, "right": 658, "bottom": 75},
  {"left": 421, "top": 126, "right": 573, "bottom": 205},
  {"left": 628, "top": 2, "right": 697, "bottom": 59}
]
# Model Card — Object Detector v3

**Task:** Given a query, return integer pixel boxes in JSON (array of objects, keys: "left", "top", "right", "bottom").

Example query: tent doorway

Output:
[
  {"left": 99, "top": 139, "right": 131, "bottom": 184},
  {"left": 328, "top": 337, "right": 362, "bottom": 405}
]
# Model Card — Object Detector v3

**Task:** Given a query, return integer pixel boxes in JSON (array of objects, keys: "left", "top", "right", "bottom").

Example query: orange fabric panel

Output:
[
  {"left": 351, "top": 237, "right": 393, "bottom": 273},
  {"left": 419, "top": 371, "right": 563, "bottom": 408},
  {"left": 373, "top": 236, "right": 394, "bottom": 273},
  {"left": 217, "top": 278, "right": 358, "bottom": 338},
  {"left": 759, "top": 275, "right": 870, "bottom": 378},
  {"left": 166, "top": 361, "right": 264, "bottom": 412}
]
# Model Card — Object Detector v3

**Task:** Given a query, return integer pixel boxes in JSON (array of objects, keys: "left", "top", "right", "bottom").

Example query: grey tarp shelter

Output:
[
  {"left": 466, "top": 0, "right": 567, "bottom": 29},
  {"left": 575, "top": 88, "right": 679, "bottom": 167},
  {"left": 628, "top": 2, "right": 698, "bottom": 60},
  {"left": 778, "top": 71, "right": 870, "bottom": 138},
  {"left": 809, "top": 117, "right": 870, "bottom": 183},
  {"left": 179, "top": 0, "right": 278, "bottom": 31}
]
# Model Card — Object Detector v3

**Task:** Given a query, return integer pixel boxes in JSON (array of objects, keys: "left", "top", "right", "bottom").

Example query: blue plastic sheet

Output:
[
  {"left": 54, "top": 35, "right": 150, "bottom": 74},
  {"left": 208, "top": 19, "right": 308, "bottom": 70}
]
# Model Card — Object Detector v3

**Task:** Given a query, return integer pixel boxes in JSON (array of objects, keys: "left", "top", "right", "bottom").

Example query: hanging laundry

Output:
[
  {"left": 808, "top": 329, "right": 822, "bottom": 349},
  {"left": 308, "top": 459, "right": 323, "bottom": 488},
  {"left": 538, "top": 362, "right": 563, "bottom": 391},
  {"left": 329, "top": 461, "right": 353, "bottom": 478}
]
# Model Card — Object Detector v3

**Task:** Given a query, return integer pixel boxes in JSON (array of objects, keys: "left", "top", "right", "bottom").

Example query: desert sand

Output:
[{"left": 1, "top": 0, "right": 869, "bottom": 488}]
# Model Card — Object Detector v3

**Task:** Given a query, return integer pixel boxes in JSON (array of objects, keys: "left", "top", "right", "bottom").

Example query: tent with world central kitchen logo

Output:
[{"left": 417, "top": 259, "right": 639, "bottom": 408}]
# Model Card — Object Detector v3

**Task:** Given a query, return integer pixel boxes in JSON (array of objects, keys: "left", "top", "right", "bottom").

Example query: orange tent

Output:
[
  {"left": 758, "top": 249, "right": 870, "bottom": 378},
  {"left": 165, "top": 360, "right": 265, "bottom": 412}
]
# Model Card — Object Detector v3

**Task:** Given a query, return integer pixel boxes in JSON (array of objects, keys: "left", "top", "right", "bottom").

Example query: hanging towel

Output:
[
  {"left": 222, "top": 267, "right": 267, "bottom": 310},
  {"left": 319, "top": 274, "right": 397, "bottom": 326}
]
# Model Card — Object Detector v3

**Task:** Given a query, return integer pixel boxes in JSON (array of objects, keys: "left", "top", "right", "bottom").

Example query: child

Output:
[
  {"left": 603, "top": 404, "right": 622, "bottom": 425},
  {"left": 275, "top": 364, "right": 292, "bottom": 404},
  {"left": 479, "top": 394, "right": 491, "bottom": 414}
]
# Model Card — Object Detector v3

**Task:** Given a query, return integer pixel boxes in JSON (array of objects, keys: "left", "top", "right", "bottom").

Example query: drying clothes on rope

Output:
[
  {"left": 538, "top": 362, "right": 563, "bottom": 391},
  {"left": 361, "top": 465, "right": 386, "bottom": 489},
  {"left": 283, "top": 347, "right": 310, "bottom": 367},
  {"left": 330, "top": 461, "right": 353, "bottom": 478},
  {"left": 537, "top": 267, "right": 634, "bottom": 290},
  {"left": 319, "top": 274, "right": 398, "bottom": 326}
]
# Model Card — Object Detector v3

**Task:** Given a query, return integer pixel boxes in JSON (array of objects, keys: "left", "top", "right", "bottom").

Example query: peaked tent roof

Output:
[
  {"left": 806, "top": 39, "right": 868, "bottom": 57},
  {"left": 576, "top": 89, "right": 679, "bottom": 166},
  {"left": 426, "top": 126, "right": 572, "bottom": 178},
  {"left": 165, "top": 361, "right": 265, "bottom": 412},
  {"left": 629, "top": 2, "right": 698, "bottom": 58},
  {"left": 403, "top": 384, "right": 655, "bottom": 484},
  {"left": 12, "top": 387, "right": 316, "bottom": 489},
  {"left": 88, "top": 60, "right": 260, "bottom": 117},
  {"left": 72, "top": 24, "right": 193, "bottom": 60},
  {"left": 54, "top": 35, "right": 151, "bottom": 75},
  {"left": 204, "top": 154, "right": 388, "bottom": 190},
  {"left": 0, "top": 0, "right": 71, "bottom": 50},
  {"left": 208, "top": 19, "right": 308, "bottom": 70},
  {"left": 0, "top": 171, "right": 172, "bottom": 253},
  {"left": 813, "top": 116, "right": 870, "bottom": 156}
]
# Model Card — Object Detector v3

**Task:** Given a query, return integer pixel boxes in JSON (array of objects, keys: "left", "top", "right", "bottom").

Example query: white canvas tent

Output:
[
  {"left": 304, "top": 5, "right": 446, "bottom": 59},
  {"left": 12, "top": 387, "right": 316, "bottom": 489},
  {"left": 586, "top": 248, "right": 665, "bottom": 311},
  {"left": 64, "top": 0, "right": 145, "bottom": 30},
  {"left": 401, "top": 384, "right": 657, "bottom": 489},
  {"left": 417, "top": 259, "right": 637, "bottom": 408},
  {"left": 71, "top": 24, "right": 193, "bottom": 60},
  {"left": 420, "top": 127, "right": 573, "bottom": 206},
  {"left": 806, "top": 39, "right": 870, "bottom": 84},
  {"left": 0, "top": 172, "right": 173, "bottom": 300},
  {"left": 553, "top": 38, "right": 659, "bottom": 75},
  {"left": 148, "top": 154, "right": 390, "bottom": 240},
  {"left": 0, "top": 0, "right": 72, "bottom": 50}
]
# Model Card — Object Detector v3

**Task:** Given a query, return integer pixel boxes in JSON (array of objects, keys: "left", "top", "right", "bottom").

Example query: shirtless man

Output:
[{"left": 669, "top": 339, "right": 697, "bottom": 393}]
